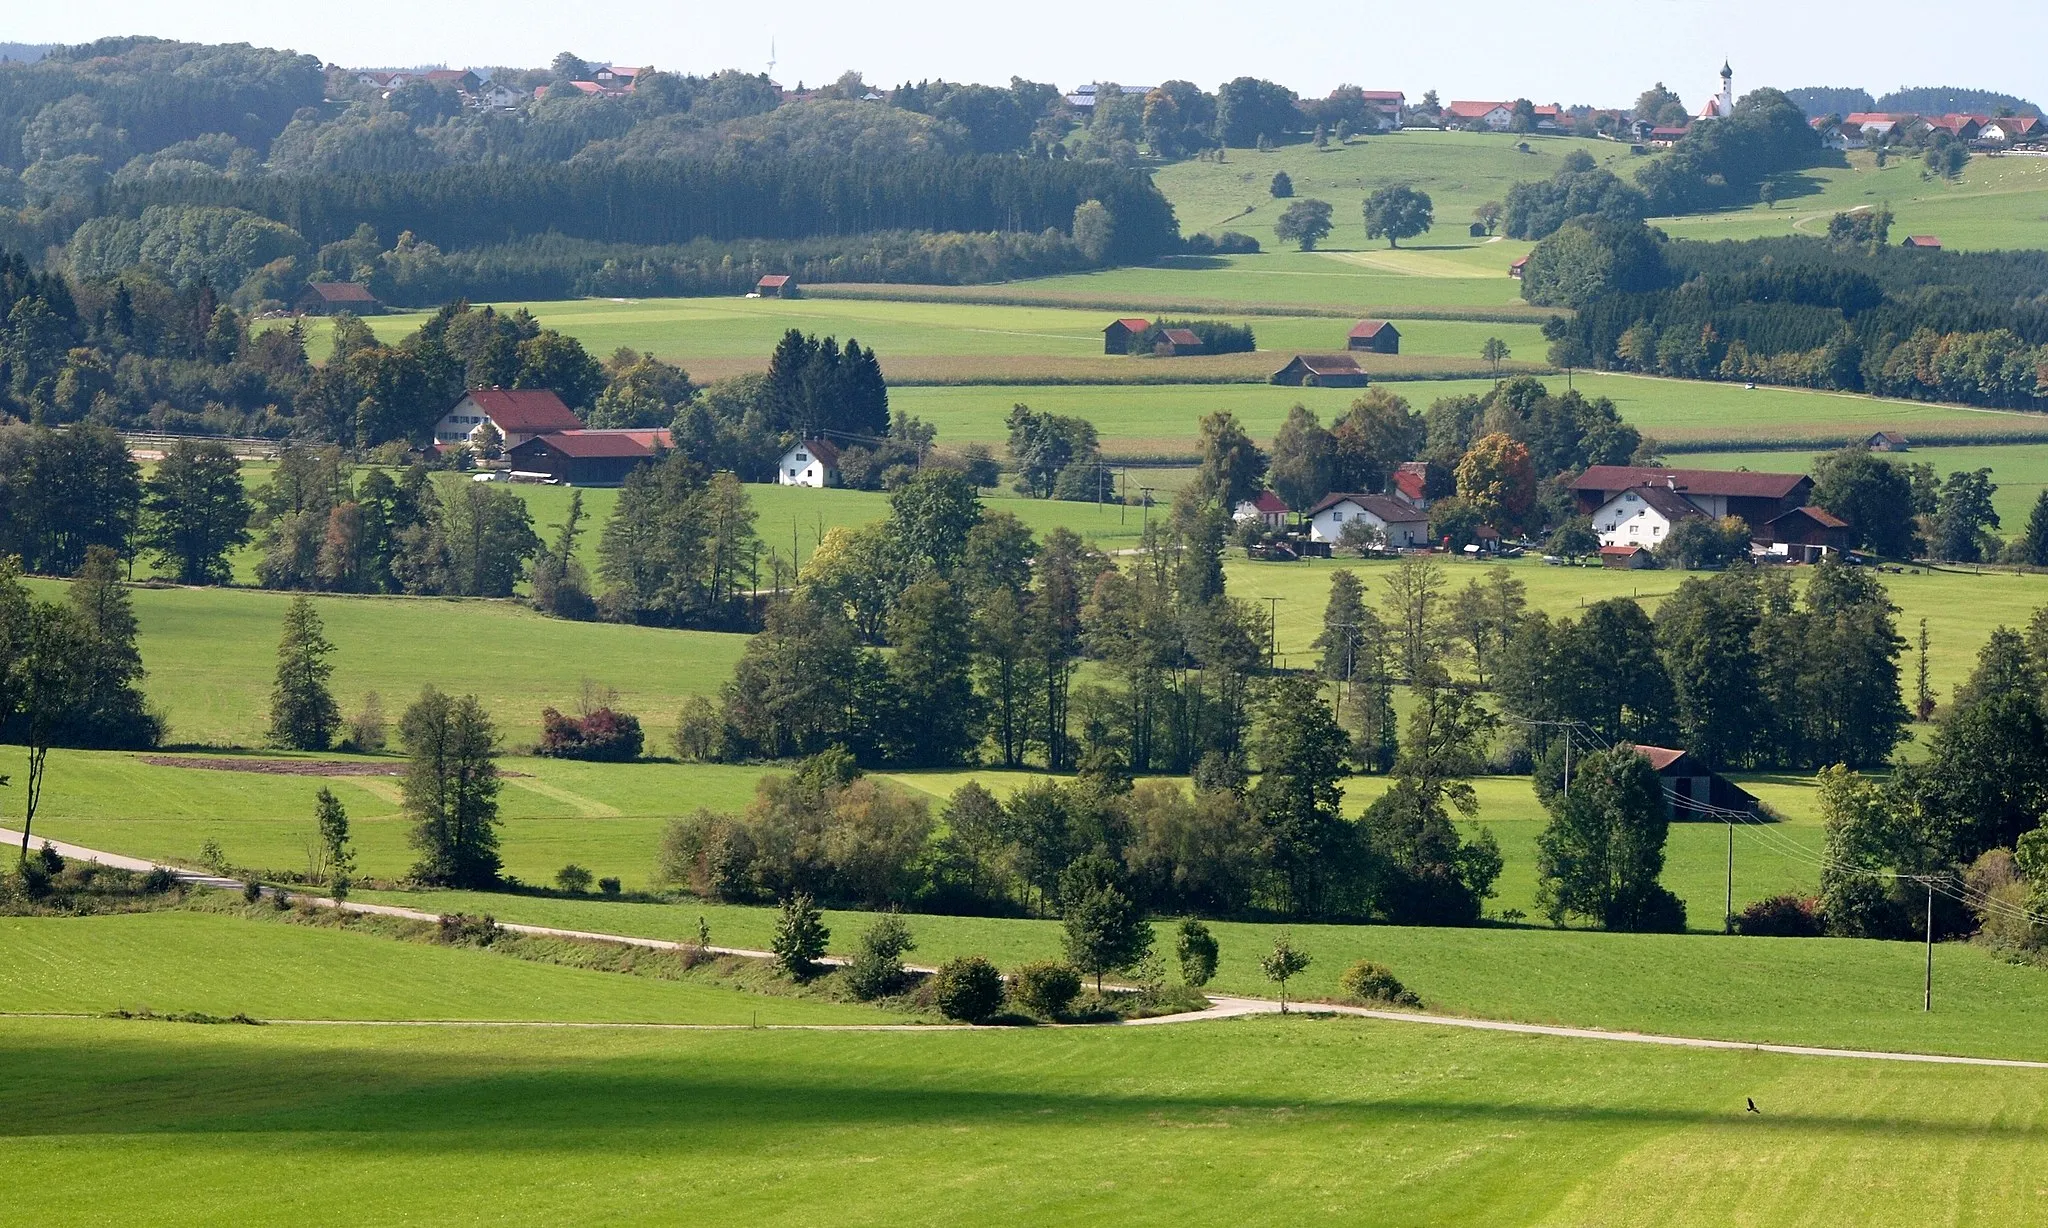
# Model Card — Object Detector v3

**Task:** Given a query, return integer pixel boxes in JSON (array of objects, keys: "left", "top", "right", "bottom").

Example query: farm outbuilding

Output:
[
  {"left": 756, "top": 274, "right": 798, "bottom": 298},
  {"left": 1270, "top": 353, "right": 1368, "bottom": 388},
  {"left": 1103, "top": 317, "right": 1151, "bottom": 354},
  {"left": 1866, "top": 431, "right": 1909, "bottom": 452},
  {"left": 297, "top": 282, "right": 380, "bottom": 315},
  {"left": 1156, "top": 327, "right": 1205, "bottom": 356},
  {"left": 1633, "top": 745, "right": 1760, "bottom": 821},
  {"left": 1903, "top": 235, "right": 1942, "bottom": 250},
  {"left": 1509, "top": 256, "right": 1528, "bottom": 279},
  {"left": 1347, "top": 320, "right": 1400, "bottom": 354},
  {"left": 1755, "top": 506, "right": 1852, "bottom": 563},
  {"left": 506, "top": 430, "right": 671, "bottom": 486}
]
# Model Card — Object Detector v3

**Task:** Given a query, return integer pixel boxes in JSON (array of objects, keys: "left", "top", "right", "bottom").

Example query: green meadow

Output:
[{"left": 5, "top": 1013, "right": 2040, "bottom": 1225}]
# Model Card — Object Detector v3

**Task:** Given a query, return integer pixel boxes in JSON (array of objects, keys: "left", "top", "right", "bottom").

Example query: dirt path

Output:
[{"left": 12, "top": 826, "right": 2048, "bottom": 1068}]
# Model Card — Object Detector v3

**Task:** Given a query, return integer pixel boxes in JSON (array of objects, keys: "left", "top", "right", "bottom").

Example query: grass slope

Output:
[
  {"left": 0, "top": 910, "right": 894, "bottom": 1023},
  {"left": 2, "top": 1014, "right": 2039, "bottom": 1225}
]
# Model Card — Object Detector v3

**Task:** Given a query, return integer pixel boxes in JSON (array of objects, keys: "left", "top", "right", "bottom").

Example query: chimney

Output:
[{"left": 1667, "top": 476, "right": 1676, "bottom": 491}]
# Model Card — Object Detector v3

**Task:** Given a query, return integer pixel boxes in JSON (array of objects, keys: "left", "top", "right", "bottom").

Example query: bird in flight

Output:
[{"left": 1746, "top": 1098, "right": 1760, "bottom": 1114}]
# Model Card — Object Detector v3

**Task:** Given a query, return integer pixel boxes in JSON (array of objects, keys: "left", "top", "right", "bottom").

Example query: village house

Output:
[
  {"left": 1509, "top": 255, "right": 1529, "bottom": 279},
  {"left": 1633, "top": 745, "right": 1760, "bottom": 820},
  {"left": 1390, "top": 461, "right": 1431, "bottom": 510},
  {"left": 1866, "top": 431, "right": 1910, "bottom": 452},
  {"left": 1844, "top": 112, "right": 1903, "bottom": 138},
  {"left": 1233, "top": 490, "right": 1291, "bottom": 531},
  {"left": 476, "top": 82, "right": 524, "bottom": 109},
  {"left": 296, "top": 282, "right": 380, "bottom": 316},
  {"left": 1754, "top": 505, "right": 1852, "bottom": 563},
  {"left": 433, "top": 388, "right": 583, "bottom": 450},
  {"left": 1443, "top": 100, "right": 1514, "bottom": 130},
  {"left": 1980, "top": 117, "right": 2041, "bottom": 144},
  {"left": 1347, "top": 320, "right": 1400, "bottom": 354},
  {"left": 1570, "top": 466, "right": 1813, "bottom": 528},
  {"left": 1270, "top": 353, "right": 1368, "bottom": 388},
  {"left": 1307, "top": 493, "right": 1430, "bottom": 548},
  {"left": 778, "top": 439, "right": 841, "bottom": 487},
  {"left": 423, "top": 69, "right": 480, "bottom": 92},
  {"left": 1359, "top": 90, "right": 1405, "bottom": 128},
  {"left": 1155, "top": 327, "right": 1204, "bottom": 357},
  {"left": 506, "top": 430, "right": 671, "bottom": 486},
  {"left": 1102, "top": 317, "right": 1150, "bottom": 354},
  {"left": 755, "top": 274, "right": 798, "bottom": 298},
  {"left": 1588, "top": 482, "right": 1704, "bottom": 549}
]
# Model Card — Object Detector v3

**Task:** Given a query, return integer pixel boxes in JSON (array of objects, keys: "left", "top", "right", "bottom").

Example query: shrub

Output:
[
  {"left": 36, "top": 843, "right": 64, "bottom": 876},
  {"left": 672, "top": 695, "right": 729, "bottom": 762},
  {"left": 536, "top": 706, "right": 645, "bottom": 761},
  {"left": 843, "top": 914, "right": 917, "bottom": 1000},
  {"left": 931, "top": 955, "right": 1005, "bottom": 1023},
  {"left": 436, "top": 913, "right": 502, "bottom": 946},
  {"left": 241, "top": 878, "right": 263, "bottom": 904},
  {"left": 141, "top": 866, "right": 176, "bottom": 894},
  {"left": 200, "top": 839, "right": 229, "bottom": 874},
  {"left": 1733, "top": 894, "right": 1826, "bottom": 937},
  {"left": 1339, "top": 960, "right": 1421, "bottom": 1007},
  {"left": 772, "top": 892, "right": 831, "bottom": 979},
  {"left": 1175, "top": 918, "right": 1219, "bottom": 987},
  {"left": 1010, "top": 961, "right": 1082, "bottom": 1018},
  {"left": 555, "top": 864, "right": 594, "bottom": 893},
  {"left": 598, "top": 876, "right": 622, "bottom": 897}
]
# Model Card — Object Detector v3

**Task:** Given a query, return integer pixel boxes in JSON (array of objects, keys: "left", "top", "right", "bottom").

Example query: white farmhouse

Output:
[
  {"left": 778, "top": 438, "right": 841, "bottom": 487},
  {"left": 431, "top": 388, "right": 583, "bottom": 451},
  {"left": 1589, "top": 483, "right": 1703, "bottom": 548},
  {"left": 1307, "top": 493, "right": 1430, "bottom": 548},
  {"left": 1232, "top": 490, "right": 1291, "bottom": 531}
]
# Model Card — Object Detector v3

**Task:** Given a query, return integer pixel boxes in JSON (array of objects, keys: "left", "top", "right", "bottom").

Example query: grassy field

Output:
[
  {"left": 0, "top": 910, "right": 896, "bottom": 1024},
  {"left": 1684, "top": 442, "right": 2048, "bottom": 534},
  {"left": 5, "top": 1012, "right": 2041, "bottom": 1225},
  {"left": 1655, "top": 148, "right": 2048, "bottom": 250}
]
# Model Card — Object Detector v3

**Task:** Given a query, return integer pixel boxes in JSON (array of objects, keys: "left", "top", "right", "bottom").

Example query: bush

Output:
[
  {"left": 842, "top": 914, "right": 917, "bottom": 1000},
  {"left": 555, "top": 864, "right": 594, "bottom": 893},
  {"left": 436, "top": 913, "right": 502, "bottom": 946},
  {"left": 141, "top": 866, "right": 176, "bottom": 894},
  {"left": 772, "top": 892, "right": 831, "bottom": 979},
  {"left": 241, "top": 878, "right": 263, "bottom": 904},
  {"left": 1339, "top": 960, "right": 1421, "bottom": 1007},
  {"left": 672, "top": 695, "right": 730, "bottom": 762},
  {"left": 1010, "top": 960, "right": 1082, "bottom": 1018},
  {"left": 930, "top": 955, "right": 1005, "bottom": 1023},
  {"left": 1175, "top": 918, "right": 1219, "bottom": 987},
  {"left": 37, "top": 843, "right": 64, "bottom": 876},
  {"left": 1733, "top": 894, "right": 1825, "bottom": 937},
  {"left": 536, "top": 706, "right": 645, "bottom": 761},
  {"left": 598, "top": 876, "right": 622, "bottom": 897}
]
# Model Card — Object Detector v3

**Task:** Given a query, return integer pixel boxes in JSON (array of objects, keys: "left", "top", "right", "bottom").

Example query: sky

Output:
[{"left": 8, "top": 0, "right": 2043, "bottom": 108}]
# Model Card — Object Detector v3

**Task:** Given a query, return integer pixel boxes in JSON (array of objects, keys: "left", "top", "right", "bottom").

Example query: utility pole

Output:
[
  {"left": 1140, "top": 486, "right": 1155, "bottom": 534},
  {"left": 1923, "top": 878, "right": 1935, "bottom": 1012},
  {"left": 1264, "top": 596, "right": 1283, "bottom": 668},
  {"left": 1724, "top": 819, "right": 1735, "bottom": 935},
  {"left": 1120, "top": 468, "right": 1127, "bottom": 524},
  {"left": 1561, "top": 726, "right": 1571, "bottom": 799}
]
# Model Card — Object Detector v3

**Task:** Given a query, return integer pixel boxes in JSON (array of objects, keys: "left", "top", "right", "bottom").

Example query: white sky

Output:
[{"left": 8, "top": 0, "right": 2041, "bottom": 108}]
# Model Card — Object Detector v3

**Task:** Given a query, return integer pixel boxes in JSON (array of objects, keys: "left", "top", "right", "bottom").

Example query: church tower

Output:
[{"left": 1712, "top": 61, "right": 1734, "bottom": 118}]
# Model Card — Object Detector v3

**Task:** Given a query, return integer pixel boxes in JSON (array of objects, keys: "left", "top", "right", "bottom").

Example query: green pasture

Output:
[
  {"left": 1655, "top": 149, "right": 2048, "bottom": 250},
  {"left": 1685, "top": 441, "right": 2048, "bottom": 534},
  {"left": 0, "top": 910, "right": 894, "bottom": 1024},
  {"left": 4, "top": 1014, "right": 2040, "bottom": 1226},
  {"left": 1154, "top": 127, "right": 1632, "bottom": 250}
]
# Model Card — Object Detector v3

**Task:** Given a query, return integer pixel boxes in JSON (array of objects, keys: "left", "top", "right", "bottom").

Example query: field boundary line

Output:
[{"left": 12, "top": 827, "right": 2048, "bottom": 1068}]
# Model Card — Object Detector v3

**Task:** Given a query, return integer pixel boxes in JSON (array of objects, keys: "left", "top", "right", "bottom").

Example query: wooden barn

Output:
[
  {"left": 505, "top": 430, "right": 670, "bottom": 486},
  {"left": 1103, "top": 317, "right": 1151, "bottom": 354},
  {"left": 1347, "top": 320, "right": 1401, "bottom": 354},
  {"left": 1155, "top": 327, "right": 1204, "bottom": 356},
  {"left": 1633, "top": 745, "right": 1760, "bottom": 821},
  {"left": 297, "top": 282, "right": 380, "bottom": 315},
  {"left": 755, "top": 274, "right": 798, "bottom": 298},
  {"left": 1270, "top": 353, "right": 1368, "bottom": 388}
]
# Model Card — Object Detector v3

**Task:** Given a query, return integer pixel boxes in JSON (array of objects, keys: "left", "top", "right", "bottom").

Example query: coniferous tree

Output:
[
  {"left": 269, "top": 595, "right": 340, "bottom": 751},
  {"left": 401, "top": 686, "right": 504, "bottom": 888},
  {"left": 140, "top": 439, "right": 251, "bottom": 585},
  {"left": 529, "top": 489, "right": 595, "bottom": 619},
  {"left": 65, "top": 546, "right": 159, "bottom": 748},
  {"left": 314, "top": 786, "right": 355, "bottom": 883},
  {"left": 2020, "top": 490, "right": 2048, "bottom": 567}
]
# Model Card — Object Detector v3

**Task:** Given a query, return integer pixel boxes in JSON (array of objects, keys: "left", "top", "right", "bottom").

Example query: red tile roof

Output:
[
  {"left": 1904, "top": 235, "right": 1941, "bottom": 248},
  {"left": 1308, "top": 492, "right": 1426, "bottom": 522},
  {"left": 304, "top": 282, "right": 377, "bottom": 303},
  {"left": 1358, "top": 90, "right": 1405, "bottom": 101},
  {"left": 1391, "top": 463, "right": 1428, "bottom": 503},
  {"left": 516, "top": 430, "right": 670, "bottom": 458},
  {"left": 1286, "top": 353, "right": 1364, "bottom": 377},
  {"left": 1571, "top": 466, "right": 1809, "bottom": 501},
  {"left": 1159, "top": 327, "right": 1203, "bottom": 347},
  {"left": 793, "top": 438, "right": 841, "bottom": 466},
  {"left": 1349, "top": 319, "right": 1395, "bottom": 338},
  {"left": 1243, "top": 490, "right": 1290, "bottom": 514},
  {"left": 1634, "top": 745, "right": 1688, "bottom": 771},
  {"left": 462, "top": 388, "right": 584, "bottom": 433},
  {"left": 757, "top": 274, "right": 791, "bottom": 288},
  {"left": 1607, "top": 483, "right": 1707, "bottom": 522},
  {"left": 1108, "top": 317, "right": 1150, "bottom": 333},
  {"left": 1444, "top": 100, "right": 1510, "bottom": 118}
]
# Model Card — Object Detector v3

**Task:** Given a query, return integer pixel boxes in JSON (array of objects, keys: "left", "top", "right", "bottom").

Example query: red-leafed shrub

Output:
[
  {"left": 1733, "top": 894, "right": 1825, "bottom": 937},
  {"left": 536, "top": 707, "right": 645, "bottom": 761}
]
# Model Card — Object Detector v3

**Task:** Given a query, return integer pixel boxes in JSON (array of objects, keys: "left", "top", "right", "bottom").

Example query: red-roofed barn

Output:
[
  {"left": 1347, "top": 320, "right": 1401, "bottom": 354},
  {"left": 1104, "top": 317, "right": 1151, "bottom": 354},
  {"left": 297, "top": 282, "right": 380, "bottom": 315},
  {"left": 506, "top": 430, "right": 672, "bottom": 485}
]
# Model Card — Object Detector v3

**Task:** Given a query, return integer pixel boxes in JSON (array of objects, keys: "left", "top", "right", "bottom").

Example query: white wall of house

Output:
[
  {"left": 1309, "top": 499, "right": 1428, "bottom": 547},
  {"left": 778, "top": 445, "right": 836, "bottom": 487},
  {"left": 1592, "top": 491, "right": 1688, "bottom": 547},
  {"left": 432, "top": 394, "right": 529, "bottom": 449}
]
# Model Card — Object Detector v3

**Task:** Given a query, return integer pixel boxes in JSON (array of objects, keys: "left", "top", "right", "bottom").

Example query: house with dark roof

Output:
[
  {"left": 1233, "top": 490, "right": 1291, "bottom": 531},
  {"left": 1756, "top": 505, "right": 1852, "bottom": 563},
  {"left": 1155, "top": 327, "right": 1205, "bottom": 357},
  {"left": 1570, "top": 466, "right": 1812, "bottom": 528},
  {"left": 1103, "top": 317, "right": 1151, "bottom": 354},
  {"left": 1866, "top": 431, "right": 1910, "bottom": 452},
  {"left": 1306, "top": 493, "right": 1429, "bottom": 548},
  {"left": 506, "top": 429, "right": 671, "bottom": 485},
  {"left": 1633, "top": 745, "right": 1760, "bottom": 820},
  {"left": 1903, "top": 235, "right": 1942, "bottom": 249},
  {"left": 433, "top": 388, "right": 584, "bottom": 450},
  {"left": 1588, "top": 482, "right": 1705, "bottom": 550},
  {"left": 779, "top": 438, "right": 841, "bottom": 487},
  {"left": 755, "top": 274, "right": 798, "bottom": 298},
  {"left": 1270, "top": 353, "right": 1368, "bottom": 388},
  {"left": 423, "top": 69, "right": 480, "bottom": 92},
  {"left": 297, "top": 282, "right": 380, "bottom": 315},
  {"left": 1347, "top": 320, "right": 1400, "bottom": 354}
]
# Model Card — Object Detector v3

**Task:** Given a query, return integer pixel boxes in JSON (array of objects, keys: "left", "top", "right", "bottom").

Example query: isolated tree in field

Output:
[
  {"left": 1481, "top": 337, "right": 1512, "bottom": 376},
  {"left": 1473, "top": 201, "right": 1503, "bottom": 235},
  {"left": 1758, "top": 181, "right": 1778, "bottom": 209},
  {"left": 270, "top": 596, "right": 340, "bottom": 751},
  {"left": 1274, "top": 198, "right": 1335, "bottom": 251},
  {"left": 1364, "top": 184, "right": 1433, "bottom": 247},
  {"left": 772, "top": 891, "right": 831, "bottom": 978},
  {"left": 1269, "top": 171, "right": 1293, "bottom": 198},
  {"left": 401, "top": 687, "right": 504, "bottom": 888},
  {"left": 1260, "top": 934, "right": 1311, "bottom": 1011},
  {"left": 1175, "top": 917, "right": 1219, "bottom": 986},
  {"left": 313, "top": 786, "right": 354, "bottom": 884},
  {"left": 1061, "top": 859, "right": 1154, "bottom": 992},
  {"left": 528, "top": 489, "right": 595, "bottom": 620},
  {"left": 140, "top": 439, "right": 251, "bottom": 586},
  {"left": 1534, "top": 746, "right": 1685, "bottom": 931}
]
